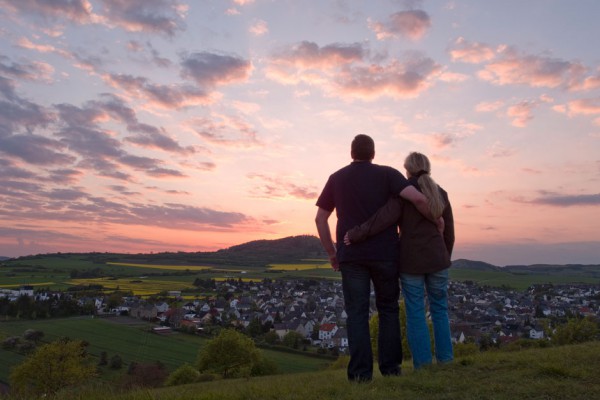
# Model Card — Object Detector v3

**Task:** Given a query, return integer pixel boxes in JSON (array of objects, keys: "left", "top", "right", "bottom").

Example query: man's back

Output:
[{"left": 316, "top": 161, "right": 407, "bottom": 262}]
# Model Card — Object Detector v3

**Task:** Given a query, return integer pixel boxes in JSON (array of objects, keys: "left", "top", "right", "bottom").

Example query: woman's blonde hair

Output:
[{"left": 404, "top": 152, "right": 445, "bottom": 219}]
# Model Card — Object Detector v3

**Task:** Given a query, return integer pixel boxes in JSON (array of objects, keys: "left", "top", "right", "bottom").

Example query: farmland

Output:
[{"left": 0, "top": 317, "right": 332, "bottom": 384}]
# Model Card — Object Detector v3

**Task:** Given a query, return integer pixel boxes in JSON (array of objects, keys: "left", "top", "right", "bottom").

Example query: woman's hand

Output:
[{"left": 343, "top": 232, "right": 352, "bottom": 246}]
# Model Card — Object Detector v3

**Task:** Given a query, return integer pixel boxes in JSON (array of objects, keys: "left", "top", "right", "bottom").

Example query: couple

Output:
[{"left": 315, "top": 134, "right": 455, "bottom": 382}]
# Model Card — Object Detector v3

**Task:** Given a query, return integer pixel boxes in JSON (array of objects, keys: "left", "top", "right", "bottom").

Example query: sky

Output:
[{"left": 0, "top": 0, "right": 599, "bottom": 266}]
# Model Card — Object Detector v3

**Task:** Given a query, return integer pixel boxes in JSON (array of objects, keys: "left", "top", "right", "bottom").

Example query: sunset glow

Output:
[{"left": 0, "top": 1, "right": 598, "bottom": 265}]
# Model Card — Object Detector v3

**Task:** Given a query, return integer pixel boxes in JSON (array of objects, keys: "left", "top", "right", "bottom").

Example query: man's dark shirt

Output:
[{"left": 316, "top": 161, "right": 409, "bottom": 262}]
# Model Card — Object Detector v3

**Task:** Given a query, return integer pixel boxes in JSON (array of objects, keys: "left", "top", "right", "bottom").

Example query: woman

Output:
[{"left": 345, "top": 151, "right": 455, "bottom": 369}]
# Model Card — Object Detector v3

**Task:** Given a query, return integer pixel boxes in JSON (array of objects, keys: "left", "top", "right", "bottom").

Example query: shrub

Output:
[
  {"left": 165, "top": 364, "right": 200, "bottom": 387},
  {"left": 553, "top": 317, "right": 599, "bottom": 345},
  {"left": 453, "top": 342, "right": 479, "bottom": 357},
  {"left": 109, "top": 354, "right": 123, "bottom": 370}
]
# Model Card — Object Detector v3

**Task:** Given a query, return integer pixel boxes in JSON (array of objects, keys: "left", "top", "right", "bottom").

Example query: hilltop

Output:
[
  {"left": 7, "top": 235, "right": 599, "bottom": 272},
  {"left": 41, "top": 342, "right": 600, "bottom": 400}
]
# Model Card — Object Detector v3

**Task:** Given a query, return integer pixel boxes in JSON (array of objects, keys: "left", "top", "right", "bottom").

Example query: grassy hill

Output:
[{"left": 29, "top": 341, "right": 600, "bottom": 400}]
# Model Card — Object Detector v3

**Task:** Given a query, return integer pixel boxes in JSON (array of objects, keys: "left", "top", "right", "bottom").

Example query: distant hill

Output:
[
  {"left": 0, "top": 256, "right": 10, "bottom": 261},
  {"left": 97, "top": 235, "right": 329, "bottom": 267},
  {"left": 451, "top": 258, "right": 501, "bottom": 271}
]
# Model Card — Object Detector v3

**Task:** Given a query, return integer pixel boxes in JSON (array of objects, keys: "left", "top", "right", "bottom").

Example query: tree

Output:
[
  {"left": 109, "top": 354, "right": 123, "bottom": 369},
  {"left": 282, "top": 331, "right": 304, "bottom": 349},
  {"left": 99, "top": 351, "right": 108, "bottom": 366},
  {"left": 197, "top": 329, "right": 267, "bottom": 378},
  {"left": 23, "top": 329, "right": 44, "bottom": 343},
  {"left": 553, "top": 317, "right": 599, "bottom": 345},
  {"left": 122, "top": 361, "right": 168, "bottom": 389},
  {"left": 9, "top": 339, "right": 96, "bottom": 397}
]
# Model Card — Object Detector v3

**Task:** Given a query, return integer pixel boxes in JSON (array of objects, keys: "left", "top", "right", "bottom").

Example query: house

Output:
[
  {"left": 319, "top": 323, "right": 338, "bottom": 340},
  {"left": 332, "top": 327, "right": 349, "bottom": 348},
  {"left": 529, "top": 326, "right": 544, "bottom": 339},
  {"left": 131, "top": 303, "right": 158, "bottom": 320}
]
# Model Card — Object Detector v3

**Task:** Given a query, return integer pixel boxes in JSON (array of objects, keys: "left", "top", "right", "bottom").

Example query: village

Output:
[{"left": 2, "top": 278, "right": 599, "bottom": 352}]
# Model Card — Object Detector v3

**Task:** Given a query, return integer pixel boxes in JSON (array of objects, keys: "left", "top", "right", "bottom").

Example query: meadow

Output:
[
  {"left": 2, "top": 254, "right": 600, "bottom": 295},
  {"left": 8, "top": 341, "right": 600, "bottom": 400},
  {"left": 0, "top": 317, "right": 331, "bottom": 384}
]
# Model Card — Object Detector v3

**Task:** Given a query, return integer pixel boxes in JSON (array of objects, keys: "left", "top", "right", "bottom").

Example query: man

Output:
[{"left": 315, "top": 134, "right": 434, "bottom": 382}]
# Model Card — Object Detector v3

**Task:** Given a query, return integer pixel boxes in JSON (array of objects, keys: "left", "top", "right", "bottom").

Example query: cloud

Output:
[
  {"left": 334, "top": 53, "right": 441, "bottom": 99},
  {"left": 3, "top": 0, "right": 187, "bottom": 37},
  {"left": 0, "top": 56, "right": 54, "bottom": 82},
  {"left": 266, "top": 41, "right": 366, "bottom": 85},
  {"left": 0, "top": 133, "right": 76, "bottom": 165},
  {"left": 256, "top": 41, "right": 429, "bottom": 97},
  {"left": 51, "top": 99, "right": 186, "bottom": 179},
  {"left": 249, "top": 19, "right": 268, "bottom": 36},
  {"left": 477, "top": 46, "right": 596, "bottom": 91},
  {"left": 188, "top": 114, "right": 262, "bottom": 147},
  {"left": 486, "top": 141, "right": 516, "bottom": 158},
  {"left": 1, "top": 0, "right": 96, "bottom": 24},
  {"left": 506, "top": 100, "right": 538, "bottom": 127},
  {"left": 180, "top": 52, "right": 252, "bottom": 88},
  {"left": 475, "top": 100, "right": 504, "bottom": 112},
  {"left": 104, "top": 73, "right": 210, "bottom": 108},
  {"left": 368, "top": 10, "right": 431, "bottom": 40},
  {"left": 98, "top": 0, "right": 188, "bottom": 36},
  {"left": 554, "top": 97, "right": 600, "bottom": 116},
  {"left": 247, "top": 173, "right": 318, "bottom": 200},
  {"left": 514, "top": 191, "right": 600, "bottom": 207},
  {"left": 448, "top": 37, "right": 495, "bottom": 63}
]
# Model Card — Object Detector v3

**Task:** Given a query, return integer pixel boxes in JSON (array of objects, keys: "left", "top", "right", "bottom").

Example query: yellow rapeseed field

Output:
[
  {"left": 69, "top": 277, "right": 195, "bottom": 295},
  {"left": 268, "top": 263, "right": 328, "bottom": 271},
  {"left": 106, "top": 262, "right": 213, "bottom": 271}
]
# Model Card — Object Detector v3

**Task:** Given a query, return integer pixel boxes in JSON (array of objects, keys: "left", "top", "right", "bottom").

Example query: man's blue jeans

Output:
[
  {"left": 400, "top": 269, "right": 453, "bottom": 369},
  {"left": 341, "top": 261, "right": 402, "bottom": 381}
]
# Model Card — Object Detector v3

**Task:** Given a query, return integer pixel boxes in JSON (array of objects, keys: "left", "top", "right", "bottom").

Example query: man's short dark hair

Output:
[{"left": 351, "top": 134, "right": 375, "bottom": 160}]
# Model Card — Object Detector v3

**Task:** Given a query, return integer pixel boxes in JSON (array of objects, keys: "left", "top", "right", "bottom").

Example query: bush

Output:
[
  {"left": 2, "top": 336, "right": 20, "bottom": 350},
  {"left": 109, "top": 354, "right": 123, "bottom": 370},
  {"left": 165, "top": 364, "right": 200, "bottom": 387},
  {"left": 553, "top": 317, "right": 599, "bottom": 345},
  {"left": 122, "top": 362, "right": 168, "bottom": 389},
  {"left": 453, "top": 342, "right": 479, "bottom": 357}
]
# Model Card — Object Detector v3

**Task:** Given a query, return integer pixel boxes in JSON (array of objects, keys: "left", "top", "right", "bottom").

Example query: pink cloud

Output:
[
  {"left": 486, "top": 141, "right": 516, "bottom": 158},
  {"left": 247, "top": 173, "right": 318, "bottom": 200},
  {"left": 568, "top": 98, "right": 600, "bottom": 115},
  {"left": 180, "top": 52, "right": 252, "bottom": 88},
  {"left": 368, "top": 10, "right": 431, "bottom": 40},
  {"left": 1, "top": 0, "right": 96, "bottom": 24},
  {"left": 104, "top": 73, "right": 211, "bottom": 108},
  {"left": 475, "top": 100, "right": 504, "bottom": 112},
  {"left": 0, "top": 56, "right": 54, "bottom": 83},
  {"left": 448, "top": 37, "right": 495, "bottom": 63},
  {"left": 249, "top": 19, "right": 268, "bottom": 36},
  {"left": 187, "top": 115, "right": 262, "bottom": 148},
  {"left": 506, "top": 100, "right": 538, "bottom": 127},
  {"left": 477, "top": 46, "right": 590, "bottom": 91},
  {"left": 334, "top": 54, "right": 441, "bottom": 99},
  {"left": 98, "top": 0, "right": 188, "bottom": 36}
]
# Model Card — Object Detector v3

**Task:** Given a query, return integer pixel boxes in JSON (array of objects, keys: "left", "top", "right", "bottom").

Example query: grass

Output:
[
  {"left": 42, "top": 341, "right": 600, "bottom": 400},
  {"left": 449, "top": 268, "right": 600, "bottom": 291},
  {"left": 6, "top": 338, "right": 595, "bottom": 400},
  {"left": 0, "top": 317, "right": 330, "bottom": 384}
]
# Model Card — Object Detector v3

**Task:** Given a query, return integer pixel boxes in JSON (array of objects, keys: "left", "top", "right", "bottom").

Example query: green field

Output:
[
  {"left": 449, "top": 267, "right": 600, "bottom": 291},
  {"left": 0, "top": 317, "right": 330, "bottom": 384},
  {"left": 0, "top": 255, "right": 340, "bottom": 294},
  {"left": 3, "top": 254, "right": 600, "bottom": 295}
]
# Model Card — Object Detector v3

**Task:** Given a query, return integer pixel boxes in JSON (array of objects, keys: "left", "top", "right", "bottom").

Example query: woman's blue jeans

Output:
[
  {"left": 400, "top": 269, "right": 453, "bottom": 369},
  {"left": 341, "top": 260, "right": 402, "bottom": 381}
]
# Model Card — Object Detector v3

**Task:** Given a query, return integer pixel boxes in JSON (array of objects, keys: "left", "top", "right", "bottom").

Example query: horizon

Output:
[{"left": 1, "top": 1, "right": 599, "bottom": 266}]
